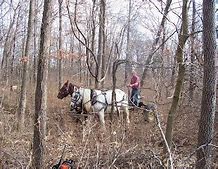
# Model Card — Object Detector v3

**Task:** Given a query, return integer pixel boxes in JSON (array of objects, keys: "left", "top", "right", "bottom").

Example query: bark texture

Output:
[
  {"left": 196, "top": 0, "right": 216, "bottom": 168},
  {"left": 165, "top": 0, "right": 188, "bottom": 150},
  {"left": 58, "top": 0, "right": 63, "bottom": 89},
  {"left": 189, "top": 0, "right": 196, "bottom": 100},
  {"left": 17, "top": 0, "right": 35, "bottom": 131},
  {"left": 124, "top": 0, "right": 132, "bottom": 84},
  {"left": 95, "top": 0, "right": 106, "bottom": 89},
  {"left": 32, "top": 0, "right": 52, "bottom": 167}
]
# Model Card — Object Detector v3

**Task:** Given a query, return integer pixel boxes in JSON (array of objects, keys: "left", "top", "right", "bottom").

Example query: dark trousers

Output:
[{"left": 130, "top": 88, "right": 140, "bottom": 106}]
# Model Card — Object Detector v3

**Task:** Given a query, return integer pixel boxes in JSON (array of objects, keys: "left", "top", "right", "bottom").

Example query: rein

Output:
[{"left": 90, "top": 90, "right": 126, "bottom": 113}]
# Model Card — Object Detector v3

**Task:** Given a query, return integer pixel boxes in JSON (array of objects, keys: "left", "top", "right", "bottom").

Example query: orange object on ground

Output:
[{"left": 60, "top": 164, "right": 70, "bottom": 169}]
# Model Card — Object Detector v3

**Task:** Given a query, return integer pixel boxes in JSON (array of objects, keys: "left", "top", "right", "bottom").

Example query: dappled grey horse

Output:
[
  {"left": 57, "top": 81, "right": 130, "bottom": 128},
  {"left": 71, "top": 86, "right": 130, "bottom": 128}
]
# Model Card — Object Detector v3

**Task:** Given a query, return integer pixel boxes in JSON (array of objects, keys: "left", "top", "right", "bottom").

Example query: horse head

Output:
[{"left": 57, "top": 80, "right": 76, "bottom": 99}]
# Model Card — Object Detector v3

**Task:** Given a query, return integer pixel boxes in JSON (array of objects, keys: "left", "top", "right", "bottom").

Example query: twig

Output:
[
  {"left": 178, "top": 139, "right": 217, "bottom": 164},
  {"left": 0, "top": 149, "right": 24, "bottom": 169},
  {"left": 55, "top": 123, "right": 65, "bottom": 135},
  {"left": 108, "top": 131, "right": 126, "bottom": 168},
  {"left": 147, "top": 149, "right": 164, "bottom": 166},
  {"left": 78, "top": 123, "right": 96, "bottom": 167},
  {"left": 108, "top": 129, "right": 138, "bottom": 169},
  {"left": 209, "top": 143, "right": 218, "bottom": 149},
  {"left": 25, "top": 151, "right": 32, "bottom": 169},
  {"left": 155, "top": 111, "right": 174, "bottom": 169}
]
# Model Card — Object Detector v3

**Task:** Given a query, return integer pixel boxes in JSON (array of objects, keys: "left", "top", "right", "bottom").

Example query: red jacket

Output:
[{"left": 130, "top": 75, "right": 140, "bottom": 89}]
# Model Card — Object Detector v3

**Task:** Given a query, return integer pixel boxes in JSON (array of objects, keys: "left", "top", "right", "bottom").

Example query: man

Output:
[{"left": 127, "top": 70, "right": 140, "bottom": 106}]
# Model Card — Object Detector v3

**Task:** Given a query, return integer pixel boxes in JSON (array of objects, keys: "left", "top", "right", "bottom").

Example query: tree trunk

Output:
[
  {"left": 58, "top": 0, "right": 63, "bottom": 89},
  {"left": 10, "top": 29, "right": 18, "bottom": 83},
  {"left": 32, "top": 0, "right": 52, "bottom": 167},
  {"left": 95, "top": 0, "right": 105, "bottom": 89},
  {"left": 17, "top": 0, "right": 35, "bottom": 131},
  {"left": 189, "top": 0, "right": 196, "bottom": 100},
  {"left": 196, "top": 0, "right": 216, "bottom": 168},
  {"left": 1, "top": 5, "right": 21, "bottom": 84},
  {"left": 1, "top": 28, "right": 15, "bottom": 82},
  {"left": 111, "top": 59, "right": 127, "bottom": 129},
  {"left": 9, "top": 10, "right": 21, "bottom": 83},
  {"left": 89, "top": 0, "right": 96, "bottom": 86},
  {"left": 170, "top": 55, "right": 176, "bottom": 87},
  {"left": 140, "top": 0, "right": 172, "bottom": 87},
  {"left": 101, "top": 0, "right": 106, "bottom": 88},
  {"left": 125, "top": 0, "right": 131, "bottom": 84},
  {"left": 78, "top": 41, "right": 82, "bottom": 83},
  {"left": 70, "top": 36, "right": 74, "bottom": 72},
  {"left": 33, "top": 0, "right": 38, "bottom": 83},
  {"left": 165, "top": 0, "right": 188, "bottom": 150}
]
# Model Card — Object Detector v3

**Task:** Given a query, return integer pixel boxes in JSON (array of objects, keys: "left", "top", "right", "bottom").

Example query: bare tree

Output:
[
  {"left": 17, "top": 0, "right": 35, "bottom": 131},
  {"left": 124, "top": 0, "right": 132, "bottom": 84},
  {"left": 78, "top": 36, "right": 82, "bottom": 83},
  {"left": 101, "top": 0, "right": 106, "bottom": 88},
  {"left": 33, "top": 0, "right": 38, "bottom": 83},
  {"left": 165, "top": 0, "right": 188, "bottom": 150},
  {"left": 95, "top": 0, "right": 106, "bottom": 88},
  {"left": 32, "top": 0, "right": 52, "bottom": 167},
  {"left": 9, "top": 7, "right": 22, "bottom": 83},
  {"left": 140, "top": 0, "right": 172, "bottom": 87},
  {"left": 67, "top": 0, "right": 111, "bottom": 88},
  {"left": 1, "top": 4, "right": 20, "bottom": 83},
  {"left": 189, "top": 0, "right": 196, "bottom": 100},
  {"left": 196, "top": 0, "right": 216, "bottom": 168},
  {"left": 88, "top": 0, "right": 97, "bottom": 86},
  {"left": 58, "top": 0, "right": 63, "bottom": 89}
]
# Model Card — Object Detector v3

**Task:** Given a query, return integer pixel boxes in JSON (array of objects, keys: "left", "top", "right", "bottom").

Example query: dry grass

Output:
[{"left": 0, "top": 76, "right": 218, "bottom": 168}]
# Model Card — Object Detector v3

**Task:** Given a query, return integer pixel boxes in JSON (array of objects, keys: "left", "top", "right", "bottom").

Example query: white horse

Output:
[{"left": 71, "top": 87, "right": 130, "bottom": 128}]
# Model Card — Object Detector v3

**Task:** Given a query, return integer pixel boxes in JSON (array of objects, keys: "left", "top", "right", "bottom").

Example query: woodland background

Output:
[{"left": 0, "top": 0, "right": 217, "bottom": 168}]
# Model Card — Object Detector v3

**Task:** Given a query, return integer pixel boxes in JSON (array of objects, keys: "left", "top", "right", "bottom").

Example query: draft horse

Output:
[
  {"left": 57, "top": 81, "right": 130, "bottom": 128},
  {"left": 57, "top": 81, "right": 84, "bottom": 114}
]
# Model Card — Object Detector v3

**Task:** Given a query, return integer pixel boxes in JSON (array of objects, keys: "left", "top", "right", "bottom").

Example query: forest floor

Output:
[{"left": 0, "top": 77, "right": 218, "bottom": 168}]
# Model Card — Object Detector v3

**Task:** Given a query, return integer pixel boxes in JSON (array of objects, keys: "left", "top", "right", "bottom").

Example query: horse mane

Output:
[
  {"left": 66, "top": 81, "right": 80, "bottom": 96},
  {"left": 68, "top": 82, "right": 79, "bottom": 89}
]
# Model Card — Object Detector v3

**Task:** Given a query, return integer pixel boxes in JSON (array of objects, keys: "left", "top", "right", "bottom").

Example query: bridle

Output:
[
  {"left": 64, "top": 83, "right": 77, "bottom": 97},
  {"left": 71, "top": 90, "right": 83, "bottom": 112}
]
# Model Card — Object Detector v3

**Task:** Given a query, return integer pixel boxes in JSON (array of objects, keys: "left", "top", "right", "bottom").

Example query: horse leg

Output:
[
  {"left": 117, "top": 107, "right": 122, "bottom": 122},
  {"left": 98, "top": 110, "right": 106, "bottom": 130},
  {"left": 117, "top": 107, "right": 121, "bottom": 117},
  {"left": 123, "top": 106, "right": 130, "bottom": 124}
]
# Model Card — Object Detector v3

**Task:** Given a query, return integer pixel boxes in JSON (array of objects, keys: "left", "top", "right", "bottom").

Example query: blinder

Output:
[{"left": 71, "top": 91, "right": 82, "bottom": 113}]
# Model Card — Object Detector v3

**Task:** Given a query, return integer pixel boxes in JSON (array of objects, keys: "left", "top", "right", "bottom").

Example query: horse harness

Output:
[
  {"left": 71, "top": 88, "right": 126, "bottom": 113},
  {"left": 91, "top": 91, "right": 108, "bottom": 111},
  {"left": 90, "top": 90, "right": 126, "bottom": 111},
  {"left": 70, "top": 90, "right": 83, "bottom": 112}
]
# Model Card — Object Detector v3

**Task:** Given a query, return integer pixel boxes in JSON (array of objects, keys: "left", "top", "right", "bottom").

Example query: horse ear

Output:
[
  {"left": 65, "top": 80, "right": 69, "bottom": 86},
  {"left": 73, "top": 86, "right": 79, "bottom": 92}
]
